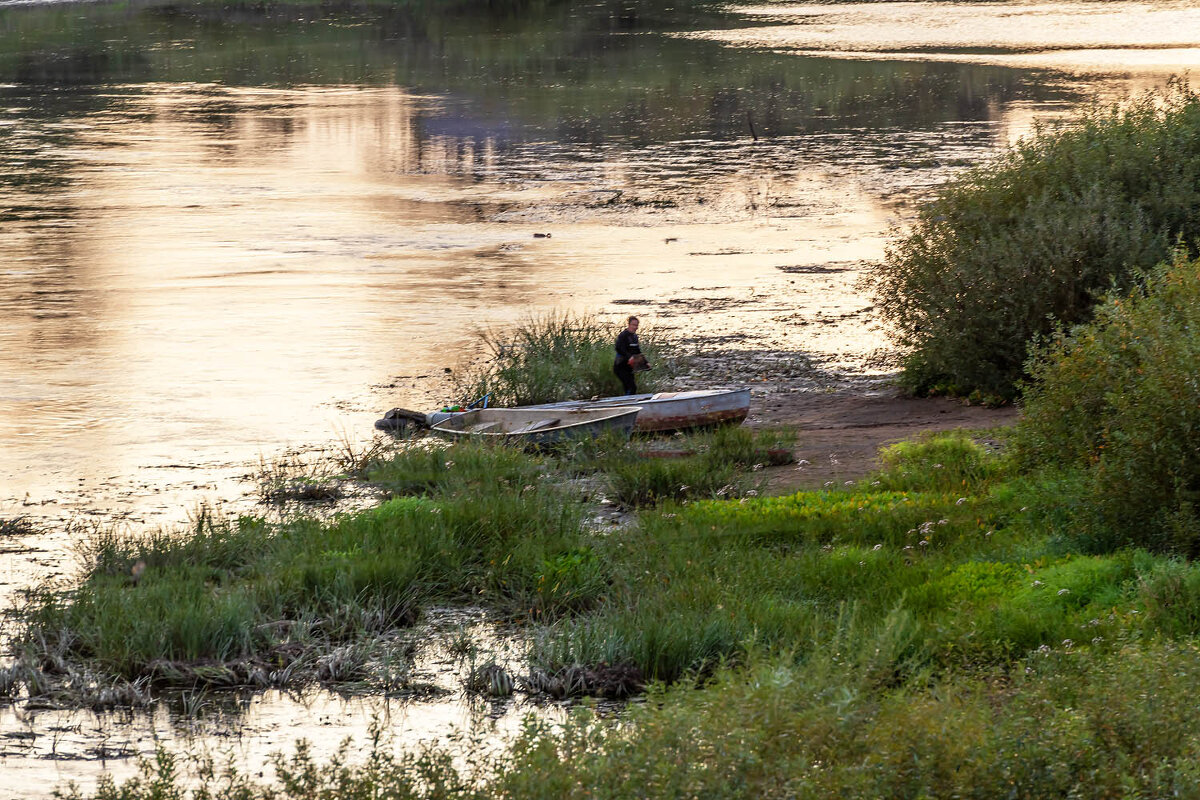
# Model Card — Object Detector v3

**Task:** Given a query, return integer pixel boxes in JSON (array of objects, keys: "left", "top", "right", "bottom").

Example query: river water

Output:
[{"left": 0, "top": 0, "right": 1198, "bottom": 794}]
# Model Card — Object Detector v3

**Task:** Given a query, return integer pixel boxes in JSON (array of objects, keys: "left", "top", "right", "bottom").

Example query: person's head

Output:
[{"left": 626, "top": 316, "right": 640, "bottom": 333}]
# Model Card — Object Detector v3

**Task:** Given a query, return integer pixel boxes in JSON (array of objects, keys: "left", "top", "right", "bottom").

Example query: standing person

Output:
[{"left": 613, "top": 316, "right": 643, "bottom": 395}]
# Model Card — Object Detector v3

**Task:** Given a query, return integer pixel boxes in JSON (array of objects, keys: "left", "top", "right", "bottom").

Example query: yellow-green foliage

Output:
[
  {"left": 875, "top": 431, "right": 1006, "bottom": 492},
  {"left": 1017, "top": 254, "right": 1200, "bottom": 555}
]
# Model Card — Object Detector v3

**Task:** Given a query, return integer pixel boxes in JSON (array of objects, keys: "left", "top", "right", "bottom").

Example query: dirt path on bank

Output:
[{"left": 746, "top": 388, "right": 1020, "bottom": 494}]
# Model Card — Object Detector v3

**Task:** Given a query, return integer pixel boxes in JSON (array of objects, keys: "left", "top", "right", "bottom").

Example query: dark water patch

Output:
[{"left": 777, "top": 263, "right": 857, "bottom": 274}]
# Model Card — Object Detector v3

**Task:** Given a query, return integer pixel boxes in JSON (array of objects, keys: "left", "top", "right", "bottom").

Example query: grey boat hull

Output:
[
  {"left": 522, "top": 388, "right": 750, "bottom": 432},
  {"left": 428, "top": 406, "right": 641, "bottom": 447}
]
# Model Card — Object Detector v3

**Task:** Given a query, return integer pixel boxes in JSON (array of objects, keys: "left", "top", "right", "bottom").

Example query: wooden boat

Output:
[
  {"left": 428, "top": 406, "right": 641, "bottom": 446},
  {"left": 525, "top": 388, "right": 750, "bottom": 432}
]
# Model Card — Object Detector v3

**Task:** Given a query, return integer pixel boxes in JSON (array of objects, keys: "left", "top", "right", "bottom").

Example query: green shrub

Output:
[
  {"left": 870, "top": 80, "right": 1200, "bottom": 399},
  {"left": 873, "top": 431, "right": 1006, "bottom": 492},
  {"left": 1016, "top": 255, "right": 1200, "bottom": 555},
  {"left": 451, "top": 311, "right": 677, "bottom": 406},
  {"left": 1137, "top": 557, "right": 1200, "bottom": 637}
]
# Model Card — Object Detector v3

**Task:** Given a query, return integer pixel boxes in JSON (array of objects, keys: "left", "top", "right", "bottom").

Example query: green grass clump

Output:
[
  {"left": 451, "top": 311, "right": 678, "bottom": 406},
  {"left": 15, "top": 441, "right": 594, "bottom": 686},
  {"left": 602, "top": 456, "right": 739, "bottom": 507},
  {"left": 601, "top": 427, "right": 791, "bottom": 507},
  {"left": 873, "top": 430, "right": 1007, "bottom": 492},
  {"left": 1016, "top": 254, "right": 1200, "bottom": 556},
  {"left": 871, "top": 79, "right": 1200, "bottom": 399}
]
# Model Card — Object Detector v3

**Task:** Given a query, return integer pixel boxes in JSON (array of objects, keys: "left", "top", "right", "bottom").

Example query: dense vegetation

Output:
[
  {"left": 1016, "top": 253, "right": 1200, "bottom": 556},
  {"left": 451, "top": 313, "right": 677, "bottom": 406},
  {"left": 871, "top": 80, "right": 1200, "bottom": 400},
  {"left": 43, "top": 426, "right": 1200, "bottom": 799},
  {"left": 8, "top": 426, "right": 779, "bottom": 698}
]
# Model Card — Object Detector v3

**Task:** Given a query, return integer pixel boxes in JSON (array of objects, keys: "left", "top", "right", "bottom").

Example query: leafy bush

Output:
[
  {"left": 870, "top": 80, "right": 1200, "bottom": 399},
  {"left": 1016, "top": 255, "right": 1200, "bottom": 555},
  {"left": 451, "top": 311, "right": 677, "bottom": 406}
]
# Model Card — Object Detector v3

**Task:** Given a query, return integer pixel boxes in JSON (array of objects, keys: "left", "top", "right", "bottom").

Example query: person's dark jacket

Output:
[{"left": 614, "top": 329, "right": 642, "bottom": 367}]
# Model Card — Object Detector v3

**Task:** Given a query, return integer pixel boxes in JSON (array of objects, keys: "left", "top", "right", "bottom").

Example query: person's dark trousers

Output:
[{"left": 614, "top": 363, "right": 637, "bottom": 395}]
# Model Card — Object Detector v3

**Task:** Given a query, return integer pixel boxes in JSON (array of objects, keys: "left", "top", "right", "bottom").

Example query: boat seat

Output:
[{"left": 510, "top": 418, "right": 560, "bottom": 434}]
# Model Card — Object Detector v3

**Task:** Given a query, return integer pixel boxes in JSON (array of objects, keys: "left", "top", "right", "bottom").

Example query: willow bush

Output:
[
  {"left": 871, "top": 79, "right": 1200, "bottom": 400},
  {"left": 1016, "top": 254, "right": 1200, "bottom": 555}
]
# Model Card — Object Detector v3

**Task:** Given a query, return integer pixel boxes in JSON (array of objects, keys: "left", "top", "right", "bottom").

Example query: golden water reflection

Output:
[
  {"left": 0, "top": 83, "right": 941, "bottom": 527},
  {"left": 704, "top": 1, "right": 1200, "bottom": 75}
]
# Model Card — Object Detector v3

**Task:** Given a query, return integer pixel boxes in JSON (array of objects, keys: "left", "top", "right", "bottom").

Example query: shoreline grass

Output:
[
  {"left": 31, "top": 425, "right": 1200, "bottom": 797},
  {"left": 0, "top": 514, "right": 41, "bottom": 537},
  {"left": 18, "top": 427, "right": 1200, "bottom": 704},
  {"left": 450, "top": 311, "right": 683, "bottom": 407}
]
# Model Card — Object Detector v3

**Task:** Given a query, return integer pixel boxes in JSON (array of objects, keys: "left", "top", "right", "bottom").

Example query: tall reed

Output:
[{"left": 451, "top": 311, "right": 678, "bottom": 406}]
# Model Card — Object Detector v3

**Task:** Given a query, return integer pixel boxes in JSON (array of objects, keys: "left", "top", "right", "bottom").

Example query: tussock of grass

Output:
[
  {"left": 600, "top": 427, "right": 791, "bottom": 507},
  {"left": 451, "top": 311, "right": 681, "bottom": 406},
  {"left": 0, "top": 514, "right": 39, "bottom": 537}
]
